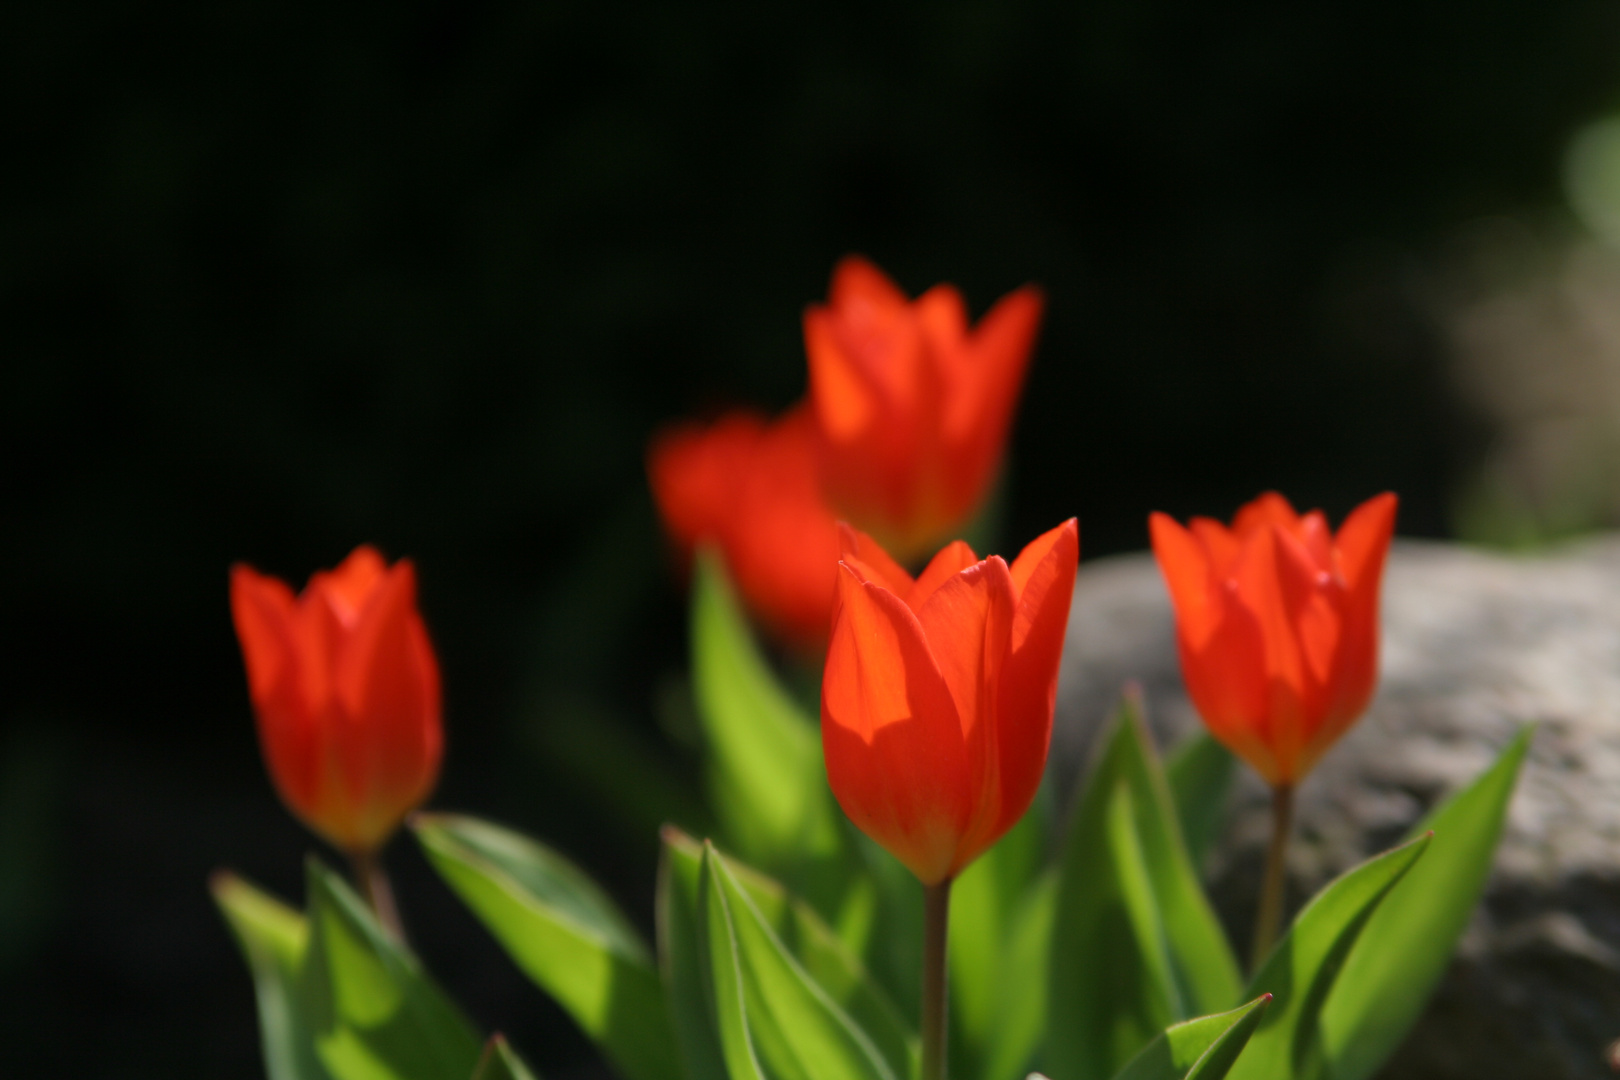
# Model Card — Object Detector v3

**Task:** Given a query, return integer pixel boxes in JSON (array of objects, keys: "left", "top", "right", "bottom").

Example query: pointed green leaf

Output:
[
  {"left": 658, "top": 828, "right": 728, "bottom": 1080},
  {"left": 699, "top": 842, "right": 898, "bottom": 1080},
  {"left": 1165, "top": 734, "right": 1235, "bottom": 871},
  {"left": 663, "top": 829, "right": 915, "bottom": 1080},
  {"left": 1226, "top": 834, "right": 1430, "bottom": 1080},
  {"left": 1110, "top": 996, "right": 1272, "bottom": 1080},
  {"left": 413, "top": 814, "right": 679, "bottom": 1080},
  {"left": 1048, "top": 695, "right": 1244, "bottom": 1080},
  {"left": 949, "top": 804, "right": 1045, "bottom": 1080},
  {"left": 981, "top": 870, "right": 1058, "bottom": 1080},
  {"left": 691, "top": 550, "right": 843, "bottom": 869},
  {"left": 212, "top": 872, "right": 330, "bottom": 1080},
  {"left": 1319, "top": 726, "right": 1532, "bottom": 1080},
  {"left": 304, "top": 859, "right": 483, "bottom": 1080},
  {"left": 470, "top": 1035, "right": 540, "bottom": 1080}
]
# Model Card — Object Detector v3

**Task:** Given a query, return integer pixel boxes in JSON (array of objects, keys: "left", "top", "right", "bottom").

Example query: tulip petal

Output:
[
  {"left": 822, "top": 564, "right": 970, "bottom": 884},
  {"left": 837, "top": 522, "right": 915, "bottom": 596},
  {"left": 914, "top": 556, "right": 1018, "bottom": 872},
  {"left": 991, "top": 519, "right": 1078, "bottom": 848},
  {"left": 1232, "top": 491, "right": 1300, "bottom": 539},
  {"left": 230, "top": 566, "right": 299, "bottom": 703},
  {"left": 1335, "top": 492, "right": 1398, "bottom": 595},
  {"left": 805, "top": 308, "right": 877, "bottom": 441},
  {"left": 335, "top": 560, "right": 441, "bottom": 848},
  {"left": 647, "top": 413, "right": 769, "bottom": 552},
  {"left": 1189, "top": 517, "right": 1242, "bottom": 579},
  {"left": 311, "top": 545, "right": 388, "bottom": 626},
  {"left": 1150, "top": 513, "right": 1218, "bottom": 649},
  {"left": 907, "top": 540, "right": 979, "bottom": 611},
  {"left": 830, "top": 254, "right": 910, "bottom": 311}
]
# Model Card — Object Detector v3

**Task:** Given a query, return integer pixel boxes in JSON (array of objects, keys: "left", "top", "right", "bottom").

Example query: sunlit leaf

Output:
[
  {"left": 1164, "top": 733, "right": 1235, "bottom": 872},
  {"left": 1318, "top": 725, "right": 1532, "bottom": 1080},
  {"left": 304, "top": 859, "right": 483, "bottom": 1080},
  {"left": 1109, "top": 996, "right": 1272, "bottom": 1080},
  {"left": 662, "top": 828, "right": 914, "bottom": 1080},
  {"left": 691, "top": 551, "right": 839, "bottom": 862},
  {"left": 699, "top": 842, "right": 898, "bottom": 1080},
  {"left": 1047, "top": 694, "right": 1244, "bottom": 1080},
  {"left": 212, "top": 871, "right": 329, "bottom": 1080},
  {"left": 1226, "top": 834, "right": 1430, "bottom": 1080},
  {"left": 413, "top": 814, "right": 679, "bottom": 1080},
  {"left": 949, "top": 804, "right": 1045, "bottom": 1080}
]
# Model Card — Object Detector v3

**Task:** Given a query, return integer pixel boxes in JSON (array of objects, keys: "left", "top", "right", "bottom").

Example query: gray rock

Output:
[{"left": 1054, "top": 537, "right": 1620, "bottom": 1079}]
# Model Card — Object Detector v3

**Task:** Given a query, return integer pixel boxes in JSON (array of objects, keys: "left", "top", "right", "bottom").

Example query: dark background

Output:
[{"left": 4, "top": 2, "right": 1619, "bottom": 1075}]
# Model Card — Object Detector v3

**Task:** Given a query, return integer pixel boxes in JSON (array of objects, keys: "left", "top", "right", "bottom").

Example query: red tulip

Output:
[
  {"left": 1149, "top": 492, "right": 1397, "bottom": 786},
  {"left": 821, "top": 519, "right": 1078, "bottom": 884},
  {"left": 804, "top": 256, "right": 1044, "bottom": 560},
  {"left": 230, "top": 545, "right": 442, "bottom": 853},
  {"left": 647, "top": 405, "right": 842, "bottom": 649}
]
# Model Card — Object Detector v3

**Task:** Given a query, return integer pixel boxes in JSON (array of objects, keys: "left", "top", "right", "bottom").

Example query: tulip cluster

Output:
[
  {"left": 214, "top": 250, "right": 1526, "bottom": 1080},
  {"left": 649, "top": 255, "right": 1043, "bottom": 648}
]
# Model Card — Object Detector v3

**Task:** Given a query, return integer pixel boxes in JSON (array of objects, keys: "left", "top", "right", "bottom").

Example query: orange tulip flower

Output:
[
  {"left": 647, "top": 405, "right": 842, "bottom": 649},
  {"left": 804, "top": 256, "right": 1045, "bottom": 560},
  {"left": 1149, "top": 492, "right": 1398, "bottom": 786},
  {"left": 230, "top": 545, "right": 443, "bottom": 854},
  {"left": 821, "top": 518, "right": 1078, "bottom": 884}
]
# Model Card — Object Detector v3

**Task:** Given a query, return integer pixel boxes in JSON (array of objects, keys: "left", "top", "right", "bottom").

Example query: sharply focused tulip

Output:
[
  {"left": 804, "top": 256, "right": 1044, "bottom": 560},
  {"left": 821, "top": 518, "right": 1078, "bottom": 885},
  {"left": 648, "top": 405, "right": 842, "bottom": 649},
  {"left": 230, "top": 545, "right": 443, "bottom": 854},
  {"left": 1149, "top": 492, "right": 1397, "bottom": 786}
]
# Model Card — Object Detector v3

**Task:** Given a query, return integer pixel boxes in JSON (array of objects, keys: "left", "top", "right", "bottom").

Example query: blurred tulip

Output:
[
  {"left": 1149, "top": 491, "right": 1398, "bottom": 786},
  {"left": 804, "top": 255, "right": 1044, "bottom": 559},
  {"left": 821, "top": 518, "right": 1078, "bottom": 884},
  {"left": 647, "top": 406, "right": 841, "bottom": 649},
  {"left": 230, "top": 545, "right": 442, "bottom": 854}
]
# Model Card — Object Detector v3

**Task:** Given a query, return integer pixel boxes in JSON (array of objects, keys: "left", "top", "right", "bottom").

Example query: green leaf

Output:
[
  {"left": 413, "top": 815, "right": 679, "bottom": 1080},
  {"left": 662, "top": 828, "right": 915, "bottom": 1080},
  {"left": 691, "top": 550, "right": 842, "bottom": 867},
  {"left": 215, "top": 863, "right": 483, "bottom": 1080},
  {"left": 949, "top": 803, "right": 1045, "bottom": 1080},
  {"left": 304, "top": 859, "right": 484, "bottom": 1080},
  {"left": 213, "top": 871, "right": 329, "bottom": 1080},
  {"left": 1110, "top": 996, "right": 1272, "bottom": 1080},
  {"left": 980, "top": 870, "right": 1058, "bottom": 1080},
  {"left": 1165, "top": 734, "right": 1235, "bottom": 872},
  {"left": 691, "top": 551, "right": 895, "bottom": 998},
  {"left": 470, "top": 1035, "right": 540, "bottom": 1080},
  {"left": 1226, "top": 834, "right": 1431, "bottom": 1080},
  {"left": 698, "top": 842, "right": 898, "bottom": 1080},
  {"left": 1047, "top": 694, "right": 1244, "bottom": 1080},
  {"left": 1318, "top": 725, "right": 1533, "bottom": 1080},
  {"left": 658, "top": 828, "right": 728, "bottom": 1080}
]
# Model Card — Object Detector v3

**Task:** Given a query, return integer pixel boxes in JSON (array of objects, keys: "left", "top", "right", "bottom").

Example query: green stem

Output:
[
  {"left": 1250, "top": 783, "right": 1293, "bottom": 973},
  {"left": 350, "top": 846, "right": 405, "bottom": 942},
  {"left": 921, "top": 877, "right": 952, "bottom": 1080}
]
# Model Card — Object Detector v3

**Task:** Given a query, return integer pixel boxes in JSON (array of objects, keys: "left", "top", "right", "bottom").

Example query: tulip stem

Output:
[
  {"left": 921, "top": 877, "right": 952, "bottom": 1080},
  {"left": 350, "top": 847, "right": 404, "bottom": 942},
  {"left": 1251, "top": 783, "right": 1293, "bottom": 973}
]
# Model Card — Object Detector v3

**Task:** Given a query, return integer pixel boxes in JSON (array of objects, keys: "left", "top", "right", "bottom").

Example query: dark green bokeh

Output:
[{"left": 3, "top": 2, "right": 1618, "bottom": 1075}]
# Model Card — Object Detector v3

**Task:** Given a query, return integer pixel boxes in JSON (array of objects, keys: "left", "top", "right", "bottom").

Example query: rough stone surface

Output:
[{"left": 1053, "top": 537, "right": 1620, "bottom": 1079}]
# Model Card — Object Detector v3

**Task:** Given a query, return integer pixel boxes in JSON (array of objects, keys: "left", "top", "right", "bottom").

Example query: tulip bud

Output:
[
  {"left": 1149, "top": 492, "right": 1397, "bottom": 785},
  {"left": 647, "top": 406, "right": 841, "bottom": 649},
  {"left": 804, "top": 256, "right": 1044, "bottom": 561},
  {"left": 229, "top": 545, "right": 442, "bottom": 853},
  {"left": 821, "top": 519, "right": 1078, "bottom": 884}
]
